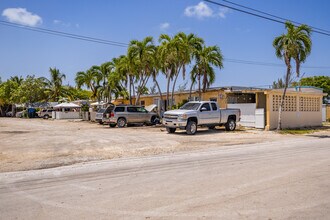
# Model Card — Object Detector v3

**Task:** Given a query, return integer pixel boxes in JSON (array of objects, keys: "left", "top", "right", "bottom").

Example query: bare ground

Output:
[{"left": 0, "top": 118, "right": 329, "bottom": 172}]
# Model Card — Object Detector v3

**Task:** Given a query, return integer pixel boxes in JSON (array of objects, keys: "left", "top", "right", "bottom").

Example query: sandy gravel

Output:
[{"left": 0, "top": 118, "right": 327, "bottom": 172}]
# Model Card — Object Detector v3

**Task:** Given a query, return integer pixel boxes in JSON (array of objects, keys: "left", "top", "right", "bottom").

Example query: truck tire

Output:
[
  {"left": 43, "top": 114, "right": 49, "bottom": 119},
  {"left": 186, "top": 120, "right": 197, "bottom": 135},
  {"left": 225, "top": 119, "right": 236, "bottom": 131},
  {"left": 117, "top": 118, "right": 126, "bottom": 128}
]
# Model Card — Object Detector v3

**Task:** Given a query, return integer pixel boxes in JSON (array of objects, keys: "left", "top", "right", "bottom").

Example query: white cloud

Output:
[
  {"left": 2, "top": 8, "right": 42, "bottom": 27},
  {"left": 184, "top": 2, "right": 229, "bottom": 19},
  {"left": 160, "top": 22, "right": 170, "bottom": 31},
  {"left": 53, "top": 19, "right": 79, "bottom": 28},
  {"left": 184, "top": 2, "right": 213, "bottom": 19}
]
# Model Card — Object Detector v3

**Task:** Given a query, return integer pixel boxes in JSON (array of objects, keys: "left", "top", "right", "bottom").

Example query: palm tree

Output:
[
  {"left": 46, "top": 67, "right": 67, "bottom": 101},
  {"left": 273, "top": 21, "right": 312, "bottom": 130},
  {"left": 90, "top": 62, "right": 112, "bottom": 102},
  {"left": 158, "top": 34, "right": 178, "bottom": 110},
  {"left": 128, "top": 36, "right": 156, "bottom": 105},
  {"left": 75, "top": 69, "right": 101, "bottom": 100},
  {"left": 117, "top": 55, "right": 137, "bottom": 105},
  {"left": 170, "top": 32, "right": 204, "bottom": 106},
  {"left": 192, "top": 45, "right": 223, "bottom": 99}
]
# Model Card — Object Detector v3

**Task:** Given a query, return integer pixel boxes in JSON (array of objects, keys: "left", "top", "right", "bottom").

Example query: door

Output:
[{"left": 198, "top": 103, "right": 212, "bottom": 124}]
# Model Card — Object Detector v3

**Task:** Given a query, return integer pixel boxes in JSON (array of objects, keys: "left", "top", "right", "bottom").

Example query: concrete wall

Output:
[
  {"left": 266, "top": 91, "right": 323, "bottom": 130},
  {"left": 55, "top": 112, "right": 81, "bottom": 120}
]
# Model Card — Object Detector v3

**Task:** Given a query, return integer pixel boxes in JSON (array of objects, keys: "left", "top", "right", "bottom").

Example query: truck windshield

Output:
[
  {"left": 97, "top": 108, "right": 106, "bottom": 113},
  {"left": 180, "top": 103, "right": 201, "bottom": 110}
]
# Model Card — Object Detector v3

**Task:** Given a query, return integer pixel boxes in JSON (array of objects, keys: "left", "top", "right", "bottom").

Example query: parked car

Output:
[
  {"left": 5, "top": 111, "right": 13, "bottom": 117},
  {"left": 103, "top": 104, "right": 159, "bottom": 128},
  {"left": 95, "top": 104, "right": 115, "bottom": 124},
  {"left": 39, "top": 109, "right": 54, "bottom": 119},
  {"left": 163, "top": 101, "right": 241, "bottom": 135}
]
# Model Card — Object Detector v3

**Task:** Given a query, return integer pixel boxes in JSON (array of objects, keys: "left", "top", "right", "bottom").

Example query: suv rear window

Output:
[{"left": 115, "top": 107, "right": 125, "bottom": 112}]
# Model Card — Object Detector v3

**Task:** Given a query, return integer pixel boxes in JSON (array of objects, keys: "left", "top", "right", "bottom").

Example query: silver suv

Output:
[
  {"left": 104, "top": 105, "right": 159, "bottom": 128},
  {"left": 39, "top": 109, "right": 54, "bottom": 119}
]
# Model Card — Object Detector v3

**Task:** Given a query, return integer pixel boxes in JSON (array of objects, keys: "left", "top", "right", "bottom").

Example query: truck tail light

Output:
[{"left": 110, "top": 112, "right": 114, "bottom": 117}]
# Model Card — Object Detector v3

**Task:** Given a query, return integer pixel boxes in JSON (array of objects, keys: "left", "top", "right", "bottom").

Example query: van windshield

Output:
[{"left": 180, "top": 103, "right": 201, "bottom": 110}]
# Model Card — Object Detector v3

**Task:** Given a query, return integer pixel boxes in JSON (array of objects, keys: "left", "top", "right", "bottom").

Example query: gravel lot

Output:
[{"left": 0, "top": 118, "right": 327, "bottom": 172}]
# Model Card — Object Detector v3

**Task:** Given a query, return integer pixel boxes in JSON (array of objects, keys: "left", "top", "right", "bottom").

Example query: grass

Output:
[{"left": 278, "top": 129, "right": 317, "bottom": 135}]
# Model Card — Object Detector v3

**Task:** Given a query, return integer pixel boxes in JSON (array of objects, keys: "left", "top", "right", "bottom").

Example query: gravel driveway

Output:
[{"left": 0, "top": 118, "right": 327, "bottom": 172}]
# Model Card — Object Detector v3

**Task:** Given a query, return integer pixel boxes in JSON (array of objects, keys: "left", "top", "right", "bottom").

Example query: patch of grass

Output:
[{"left": 279, "top": 128, "right": 317, "bottom": 135}]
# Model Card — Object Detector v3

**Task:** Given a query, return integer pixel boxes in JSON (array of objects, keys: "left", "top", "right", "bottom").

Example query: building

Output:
[{"left": 113, "top": 86, "right": 327, "bottom": 130}]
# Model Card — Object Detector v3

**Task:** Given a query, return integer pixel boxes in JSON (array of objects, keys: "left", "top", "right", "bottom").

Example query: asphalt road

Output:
[{"left": 0, "top": 136, "right": 329, "bottom": 219}]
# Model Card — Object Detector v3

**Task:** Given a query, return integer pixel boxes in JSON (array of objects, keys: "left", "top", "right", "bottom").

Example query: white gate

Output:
[
  {"left": 255, "top": 108, "right": 265, "bottom": 129},
  {"left": 322, "top": 104, "right": 326, "bottom": 122},
  {"left": 227, "top": 103, "right": 256, "bottom": 127}
]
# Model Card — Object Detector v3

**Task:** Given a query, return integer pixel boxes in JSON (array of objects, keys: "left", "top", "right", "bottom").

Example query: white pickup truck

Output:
[{"left": 163, "top": 101, "right": 241, "bottom": 135}]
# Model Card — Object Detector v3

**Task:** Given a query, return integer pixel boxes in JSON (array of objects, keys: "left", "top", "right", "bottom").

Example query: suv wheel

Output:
[
  {"left": 166, "top": 127, "right": 176, "bottom": 133},
  {"left": 186, "top": 121, "right": 197, "bottom": 135},
  {"left": 225, "top": 119, "right": 236, "bottom": 131},
  {"left": 43, "top": 114, "right": 49, "bottom": 119},
  {"left": 117, "top": 118, "right": 126, "bottom": 128}
]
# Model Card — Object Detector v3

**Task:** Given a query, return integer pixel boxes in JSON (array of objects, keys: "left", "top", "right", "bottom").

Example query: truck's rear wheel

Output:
[
  {"left": 166, "top": 127, "right": 176, "bottom": 133},
  {"left": 186, "top": 121, "right": 197, "bottom": 135},
  {"left": 225, "top": 119, "right": 236, "bottom": 131}
]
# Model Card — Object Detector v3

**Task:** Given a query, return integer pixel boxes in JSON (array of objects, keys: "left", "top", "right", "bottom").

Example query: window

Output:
[
  {"left": 127, "top": 107, "right": 138, "bottom": 112},
  {"left": 136, "top": 107, "right": 148, "bottom": 113},
  {"left": 211, "top": 103, "right": 218, "bottom": 111},
  {"left": 115, "top": 107, "right": 125, "bottom": 112},
  {"left": 140, "top": 100, "right": 145, "bottom": 106},
  {"left": 210, "top": 97, "right": 217, "bottom": 102},
  {"left": 201, "top": 103, "right": 211, "bottom": 111}
]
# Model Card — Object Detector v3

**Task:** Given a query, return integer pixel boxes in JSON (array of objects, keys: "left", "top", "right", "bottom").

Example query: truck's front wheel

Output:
[
  {"left": 166, "top": 127, "right": 176, "bottom": 133},
  {"left": 225, "top": 119, "right": 236, "bottom": 131},
  {"left": 186, "top": 121, "right": 197, "bottom": 135}
]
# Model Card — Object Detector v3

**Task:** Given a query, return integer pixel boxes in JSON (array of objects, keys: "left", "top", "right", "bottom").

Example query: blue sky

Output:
[{"left": 0, "top": 0, "right": 329, "bottom": 91}]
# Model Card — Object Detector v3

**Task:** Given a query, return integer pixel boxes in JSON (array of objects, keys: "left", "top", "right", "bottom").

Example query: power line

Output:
[
  {"left": 221, "top": 0, "right": 330, "bottom": 34},
  {"left": 0, "top": 20, "right": 129, "bottom": 47},
  {"left": 203, "top": 0, "right": 330, "bottom": 37}
]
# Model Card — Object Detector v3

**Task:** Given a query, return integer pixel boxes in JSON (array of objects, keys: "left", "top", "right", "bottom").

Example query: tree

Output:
[
  {"left": 0, "top": 79, "right": 19, "bottom": 116},
  {"left": 158, "top": 34, "right": 178, "bottom": 110},
  {"left": 45, "top": 67, "right": 68, "bottom": 101},
  {"left": 273, "top": 21, "right": 312, "bottom": 130},
  {"left": 192, "top": 45, "right": 223, "bottom": 99},
  {"left": 128, "top": 36, "right": 156, "bottom": 105},
  {"left": 297, "top": 76, "right": 330, "bottom": 102},
  {"left": 117, "top": 55, "right": 136, "bottom": 105},
  {"left": 75, "top": 69, "right": 101, "bottom": 100}
]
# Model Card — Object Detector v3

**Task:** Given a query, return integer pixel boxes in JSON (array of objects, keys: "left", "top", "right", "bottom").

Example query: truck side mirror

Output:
[{"left": 200, "top": 107, "right": 207, "bottom": 112}]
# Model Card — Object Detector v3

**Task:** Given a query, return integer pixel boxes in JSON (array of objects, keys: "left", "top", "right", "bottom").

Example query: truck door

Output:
[{"left": 198, "top": 103, "right": 212, "bottom": 124}]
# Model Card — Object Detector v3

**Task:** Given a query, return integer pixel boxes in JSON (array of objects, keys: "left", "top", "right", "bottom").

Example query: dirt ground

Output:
[{"left": 0, "top": 118, "right": 328, "bottom": 172}]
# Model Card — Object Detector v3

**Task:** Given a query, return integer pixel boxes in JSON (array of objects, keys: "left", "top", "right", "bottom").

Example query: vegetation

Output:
[
  {"left": 1, "top": 32, "right": 224, "bottom": 114},
  {"left": 273, "top": 21, "right": 312, "bottom": 130}
]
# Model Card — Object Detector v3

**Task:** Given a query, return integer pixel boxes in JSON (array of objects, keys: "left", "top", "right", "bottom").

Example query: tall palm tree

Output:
[
  {"left": 90, "top": 62, "right": 112, "bottom": 102},
  {"left": 158, "top": 34, "right": 178, "bottom": 110},
  {"left": 192, "top": 45, "right": 223, "bottom": 99},
  {"left": 75, "top": 69, "right": 101, "bottom": 100},
  {"left": 128, "top": 36, "right": 156, "bottom": 105},
  {"left": 117, "top": 55, "right": 136, "bottom": 105},
  {"left": 170, "top": 32, "right": 204, "bottom": 106},
  {"left": 273, "top": 21, "right": 312, "bottom": 130},
  {"left": 46, "top": 67, "right": 67, "bottom": 101}
]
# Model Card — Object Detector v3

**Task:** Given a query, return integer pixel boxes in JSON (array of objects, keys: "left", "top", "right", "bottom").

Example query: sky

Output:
[{"left": 0, "top": 0, "right": 329, "bottom": 91}]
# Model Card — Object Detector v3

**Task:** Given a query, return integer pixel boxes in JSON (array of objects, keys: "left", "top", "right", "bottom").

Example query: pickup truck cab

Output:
[{"left": 163, "top": 101, "right": 240, "bottom": 135}]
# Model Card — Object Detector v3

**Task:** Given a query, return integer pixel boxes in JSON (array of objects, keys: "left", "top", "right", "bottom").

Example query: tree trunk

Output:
[
  {"left": 154, "top": 77, "right": 163, "bottom": 109},
  {"left": 171, "top": 67, "right": 181, "bottom": 109},
  {"left": 198, "top": 74, "right": 201, "bottom": 100},
  {"left": 166, "top": 69, "right": 171, "bottom": 110},
  {"left": 277, "top": 63, "right": 291, "bottom": 131},
  {"left": 189, "top": 79, "right": 195, "bottom": 101}
]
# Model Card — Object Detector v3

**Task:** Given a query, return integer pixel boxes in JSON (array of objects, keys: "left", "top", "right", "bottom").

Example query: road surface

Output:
[{"left": 0, "top": 136, "right": 329, "bottom": 219}]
